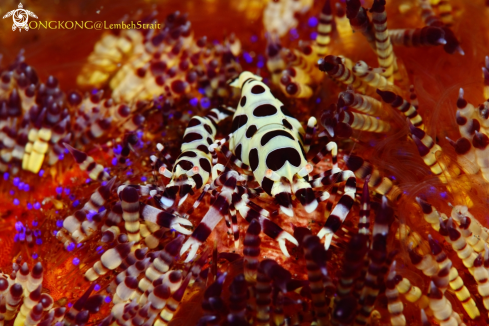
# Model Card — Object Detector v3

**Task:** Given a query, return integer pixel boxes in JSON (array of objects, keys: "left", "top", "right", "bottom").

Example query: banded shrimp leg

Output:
[
  {"left": 209, "top": 165, "right": 267, "bottom": 247},
  {"left": 180, "top": 169, "right": 298, "bottom": 262},
  {"left": 116, "top": 184, "right": 196, "bottom": 246},
  {"left": 311, "top": 166, "right": 357, "bottom": 250}
]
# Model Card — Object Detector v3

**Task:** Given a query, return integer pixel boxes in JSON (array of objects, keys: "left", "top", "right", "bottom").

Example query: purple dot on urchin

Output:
[
  {"left": 56, "top": 187, "right": 63, "bottom": 195},
  {"left": 15, "top": 221, "right": 23, "bottom": 232},
  {"left": 72, "top": 258, "right": 80, "bottom": 266},
  {"left": 73, "top": 200, "right": 80, "bottom": 207},
  {"left": 104, "top": 297, "right": 112, "bottom": 303},
  {"left": 34, "top": 202, "right": 41, "bottom": 210},
  {"left": 3, "top": 172, "right": 9, "bottom": 180},
  {"left": 289, "top": 28, "right": 299, "bottom": 39},
  {"left": 114, "top": 145, "right": 122, "bottom": 154},
  {"left": 243, "top": 52, "right": 253, "bottom": 64},
  {"left": 308, "top": 16, "right": 318, "bottom": 27},
  {"left": 67, "top": 243, "right": 75, "bottom": 252},
  {"left": 86, "top": 211, "right": 95, "bottom": 222},
  {"left": 56, "top": 220, "right": 63, "bottom": 228},
  {"left": 189, "top": 97, "right": 198, "bottom": 106},
  {"left": 13, "top": 177, "right": 20, "bottom": 186},
  {"left": 27, "top": 203, "right": 32, "bottom": 210},
  {"left": 201, "top": 97, "right": 211, "bottom": 109},
  {"left": 13, "top": 198, "right": 20, "bottom": 205},
  {"left": 94, "top": 284, "right": 101, "bottom": 291},
  {"left": 257, "top": 60, "right": 264, "bottom": 69}
]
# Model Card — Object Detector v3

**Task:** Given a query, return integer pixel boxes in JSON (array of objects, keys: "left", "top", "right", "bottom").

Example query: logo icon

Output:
[{"left": 3, "top": 3, "right": 38, "bottom": 32}]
